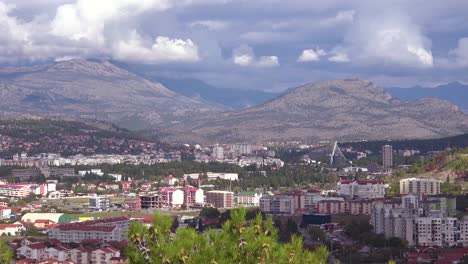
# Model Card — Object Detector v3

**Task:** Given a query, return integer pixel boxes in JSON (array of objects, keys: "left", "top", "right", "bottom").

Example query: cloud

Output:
[
  {"left": 450, "top": 37, "right": 468, "bottom": 67},
  {"left": 342, "top": 10, "right": 433, "bottom": 68},
  {"left": 189, "top": 20, "right": 229, "bottom": 31},
  {"left": 113, "top": 31, "right": 199, "bottom": 64},
  {"left": 232, "top": 45, "right": 254, "bottom": 66},
  {"left": 297, "top": 48, "right": 326, "bottom": 62},
  {"left": 319, "top": 10, "right": 355, "bottom": 27},
  {"left": 328, "top": 52, "right": 349, "bottom": 62},
  {"left": 232, "top": 45, "right": 279, "bottom": 67},
  {"left": 0, "top": 0, "right": 202, "bottom": 64},
  {"left": 257, "top": 56, "right": 279, "bottom": 67},
  {"left": 50, "top": 0, "right": 171, "bottom": 44}
]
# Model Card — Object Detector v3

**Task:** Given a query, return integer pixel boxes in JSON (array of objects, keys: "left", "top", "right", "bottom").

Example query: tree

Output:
[
  {"left": 199, "top": 207, "right": 221, "bottom": 218},
  {"left": 0, "top": 241, "right": 13, "bottom": 264},
  {"left": 127, "top": 208, "right": 330, "bottom": 264}
]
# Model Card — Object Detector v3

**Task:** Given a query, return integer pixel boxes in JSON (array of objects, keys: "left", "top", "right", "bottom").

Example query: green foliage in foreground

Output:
[
  {"left": 0, "top": 241, "right": 13, "bottom": 264},
  {"left": 127, "top": 208, "right": 329, "bottom": 264}
]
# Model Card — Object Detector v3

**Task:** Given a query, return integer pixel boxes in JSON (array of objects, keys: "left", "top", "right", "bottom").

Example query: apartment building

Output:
[
  {"left": 400, "top": 178, "right": 441, "bottom": 195},
  {"left": 159, "top": 187, "right": 184, "bottom": 208},
  {"left": 89, "top": 197, "right": 111, "bottom": 211},
  {"left": 138, "top": 193, "right": 160, "bottom": 209},
  {"left": 371, "top": 195, "right": 468, "bottom": 247},
  {"left": 259, "top": 195, "right": 294, "bottom": 215},
  {"left": 382, "top": 145, "right": 393, "bottom": 168},
  {"left": 337, "top": 180, "right": 385, "bottom": 199},
  {"left": 235, "top": 191, "right": 263, "bottom": 206},
  {"left": 206, "top": 190, "right": 233, "bottom": 208},
  {"left": 316, "top": 200, "right": 373, "bottom": 215},
  {"left": 48, "top": 217, "right": 129, "bottom": 243}
]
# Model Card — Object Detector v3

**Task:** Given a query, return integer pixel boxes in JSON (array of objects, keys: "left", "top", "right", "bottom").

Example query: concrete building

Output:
[
  {"left": 159, "top": 188, "right": 184, "bottom": 208},
  {"left": 235, "top": 191, "right": 263, "bottom": 206},
  {"left": 370, "top": 195, "right": 468, "bottom": 247},
  {"left": 16, "top": 243, "right": 47, "bottom": 261},
  {"left": 337, "top": 180, "right": 385, "bottom": 199},
  {"left": 181, "top": 186, "right": 204, "bottom": 207},
  {"left": 400, "top": 178, "right": 441, "bottom": 195},
  {"left": 206, "top": 190, "right": 233, "bottom": 208},
  {"left": 259, "top": 195, "right": 294, "bottom": 215},
  {"left": 89, "top": 197, "right": 111, "bottom": 211},
  {"left": 138, "top": 193, "right": 159, "bottom": 209},
  {"left": 0, "top": 223, "right": 25, "bottom": 236},
  {"left": 48, "top": 217, "right": 129, "bottom": 243},
  {"left": 212, "top": 146, "right": 224, "bottom": 160},
  {"left": 316, "top": 200, "right": 373, "bottom": 215},
  {"left": 382, "top": 145, "right": 393, "bottom": 168},
  {"left": 183, "top": 172, "right": 239, "bottom": 181}
]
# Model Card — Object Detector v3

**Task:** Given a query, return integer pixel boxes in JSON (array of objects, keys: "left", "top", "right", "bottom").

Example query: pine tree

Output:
[{"left": 127, "top": 208, "right": 330, "bottom": 264}]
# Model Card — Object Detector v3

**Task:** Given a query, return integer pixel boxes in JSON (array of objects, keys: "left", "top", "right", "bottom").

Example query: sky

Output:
[{"left": 1, "top": 0, "right": 468, "bottom": 91}]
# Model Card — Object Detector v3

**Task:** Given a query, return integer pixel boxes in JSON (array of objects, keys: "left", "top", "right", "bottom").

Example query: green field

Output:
[{"left": 71, "top": 209, "right": 200, "bottom": 220}]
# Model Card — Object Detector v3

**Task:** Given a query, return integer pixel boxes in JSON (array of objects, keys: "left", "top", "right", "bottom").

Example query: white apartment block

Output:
[
  {"left": 212, "top": 146, "right": 224, "bottom": 160},
  {"left": 371, "top": 195, "right": 468, "bottom": 247},
  {"left": 400, "top": 178, "right": 441, "bottom": 195},
  {"left": 337, "top": 180, "right": 385, "bottom": 199},
  {"left": 89, "top": 197, "right": 111, "bottom": 211},
  {"left": 235, "top": 191, "right": 263, "bottom": 206}
]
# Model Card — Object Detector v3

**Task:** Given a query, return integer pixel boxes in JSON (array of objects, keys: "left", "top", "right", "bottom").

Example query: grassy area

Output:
[{"left": 71, "top": 209, "right": 201, "bottom": 220}]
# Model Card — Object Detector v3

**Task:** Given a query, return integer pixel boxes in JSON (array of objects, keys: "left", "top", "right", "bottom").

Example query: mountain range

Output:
[
  {"left": 386, "top": 82, "right": 468, "bottom": 112},
  {"left": 165, "top": 79, "right": 468, "bottom": 143},
  {"left": 0, "top": 59, "right": 217, "bottom": 130},
  {"left": 1, "top": 60, "right": 468, "bottom": 143}
]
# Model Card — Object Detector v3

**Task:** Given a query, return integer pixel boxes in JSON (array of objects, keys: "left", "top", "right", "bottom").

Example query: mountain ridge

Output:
[
  {"left": 162, "top": 79, "right": 468, "bottom": 143},
  {"left": 0, "top": 59, "right": 219, "bottom": 130},
  {"left": 385, "top": 81, "right": 468, "bottom": 111}
]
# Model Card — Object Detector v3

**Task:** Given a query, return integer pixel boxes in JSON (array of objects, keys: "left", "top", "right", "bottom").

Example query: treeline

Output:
[
  {"left": 340, "top": 133, "right": 468, "bottom": 154},
  {"left": 65, "top": 161, "right": 336, "bottom": 189},
  {"left": 0, "top": 118, "right": 161, "bottom": 145}
]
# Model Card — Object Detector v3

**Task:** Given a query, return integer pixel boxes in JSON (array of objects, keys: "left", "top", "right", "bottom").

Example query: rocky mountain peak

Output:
[{"left": 46, "top": 59, "right": 133, "bottom": 78}]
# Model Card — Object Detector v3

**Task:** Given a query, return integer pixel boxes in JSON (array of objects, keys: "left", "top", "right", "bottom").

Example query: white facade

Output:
[
  {"left": 89, "top": 197, "right": 111, "bottom": 211},
  {"left": 212, "top": 146, "right": 224, "bottom": 160},
  {"left": 337, "top": 180, "right": 385, "bottom": 199},
  {"left": 0, "top": 207, "right": 11, "bottom": 219},
  {"left": 0, "top": 223, "right": 25, "bottom": 236},
  {"left": 400, "top": 178, "right": 441, "bottom": 195},
  {"left": 172, "top": 189, "right": 184, "bottom": 206},
  {"left": 235, "top": 192, "right": 263, "bottom": 206},
  {"left": 184, "top": 172, "right": 239, "bottom": 181},
  {"left": 371, "top": 197, "right": 468, "bottom": 247}
]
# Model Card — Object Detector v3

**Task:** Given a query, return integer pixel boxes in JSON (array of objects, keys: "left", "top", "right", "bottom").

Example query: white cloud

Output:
[
  {"left": 51, "top": 0, "right": 171, "bottom": 43},
  {"left": 232, "top": 45, "right": 279, "bottom": 67},
  {"left": 189, "top": 20, "right": 229, "bottom": 31},
  {"left": 232, "top": 44, "right": 254, "bottom": 66},
  {"left": 297, "top": 48, "right": 326, "bottom": 62},
  {"left": 328, "top": 52, "right": 349, "bottom": 62},
  {"left": 0, "top": 0, "right": 201, "bottom": 64},
  {"left": 233, "top": 54, "right": 253, "bottom": 66},
  {"left": 450, "top": 37, "right": 468, "bottom": 67},
  {"left": 343, "top": 11, "right": 433, "bottom": 68},
  {"left": 319, "top": 10, "right": 355, "bottom": 27},
  {"left": 257, "top": 56, "right": 279, "bottom": 67},
  {"left": 113, "top": 31, "right": 199, "bottom": 64}
]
